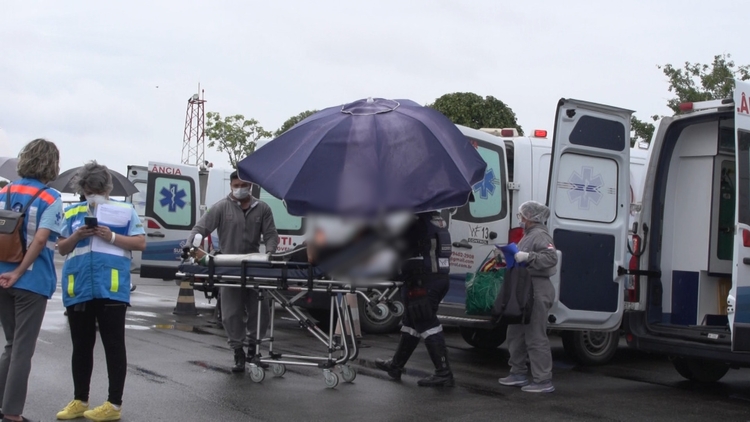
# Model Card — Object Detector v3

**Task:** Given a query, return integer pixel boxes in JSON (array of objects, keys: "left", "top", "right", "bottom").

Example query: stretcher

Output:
[{"left": 175, "top": 249, "right": 404, "bottom": 389}]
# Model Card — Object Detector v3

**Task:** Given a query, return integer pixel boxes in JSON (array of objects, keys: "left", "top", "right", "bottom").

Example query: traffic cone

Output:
[{"left": 173, "top": 280, "right": 199, "bottom": 316}]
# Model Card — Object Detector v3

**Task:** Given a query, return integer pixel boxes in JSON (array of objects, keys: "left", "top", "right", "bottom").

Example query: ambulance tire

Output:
[
  {"left": 459, "top": 324, "right": 508, "bottom": 350},
  {"left": 671, "top": 357, "right": 730, "bottom": 383},
  {"left": 561, "top": 330, "right": 619, "bottom": 366}
]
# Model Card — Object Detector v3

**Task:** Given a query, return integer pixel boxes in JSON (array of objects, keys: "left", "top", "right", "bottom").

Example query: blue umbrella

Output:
[{"left": 238, "top": 98, "right": 486, "bottom": 217}]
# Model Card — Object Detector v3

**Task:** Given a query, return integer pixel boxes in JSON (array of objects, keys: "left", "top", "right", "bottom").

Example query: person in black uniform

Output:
[{"left": 375, "top": 211, "right": 454, "bottom": 387}]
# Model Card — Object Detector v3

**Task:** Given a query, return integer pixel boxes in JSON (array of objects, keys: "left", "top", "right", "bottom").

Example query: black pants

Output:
[
  {"left": 67, "top": 299, "right": 127, "bottom": 406},
  {"left": 401, "top": 275, "right": 450, "bottom": 336}
]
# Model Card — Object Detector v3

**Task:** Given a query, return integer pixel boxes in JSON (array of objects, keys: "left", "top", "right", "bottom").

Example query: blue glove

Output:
[{"left": 496, "top": 243, "right": 519, "bottom": 268}]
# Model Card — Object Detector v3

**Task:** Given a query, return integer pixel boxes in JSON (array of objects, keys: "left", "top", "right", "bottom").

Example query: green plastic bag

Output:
[{"left": 465, "top": 268, "right": 505, "bottom": 316}]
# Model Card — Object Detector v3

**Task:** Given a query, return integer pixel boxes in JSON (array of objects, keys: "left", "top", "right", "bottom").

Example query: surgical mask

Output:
[
  {"left": 232, "top": 187, "right": 251, "bottom": 200},
  {"left": 85, "top": 194, "right": 107, "bottom": 206},
  {"left": 519, "top": 221, "right": 526, "bottom": 229}
]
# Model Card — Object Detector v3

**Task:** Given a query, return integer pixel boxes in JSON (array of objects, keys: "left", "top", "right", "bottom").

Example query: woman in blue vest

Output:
[
  {"left": 55, "top": 161, "right": 145, "bottom": 422},
  {"left": 0, "top": 139, "right": 64, "bottom": 422}
]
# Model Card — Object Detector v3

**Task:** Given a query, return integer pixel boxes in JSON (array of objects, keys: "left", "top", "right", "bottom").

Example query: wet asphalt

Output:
[{"left": 16, "top": 266, "right": 750, "bottom": 422}]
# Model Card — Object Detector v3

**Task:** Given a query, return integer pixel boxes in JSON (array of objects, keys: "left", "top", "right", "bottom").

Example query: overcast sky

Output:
[{"left": 1, "top": 0, "right": 747, "bottom": 175}]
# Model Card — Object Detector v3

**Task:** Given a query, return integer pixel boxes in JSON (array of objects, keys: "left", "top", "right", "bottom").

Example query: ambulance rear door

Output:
[
  {"left": 729, "top": 79, "right": 750, "bottom": 352},
  {"left": 140, "top": 162, "right": 200, "bottom": 280},
  {"left": 546, "top": 99, "right": 632, "bottom": 331}
]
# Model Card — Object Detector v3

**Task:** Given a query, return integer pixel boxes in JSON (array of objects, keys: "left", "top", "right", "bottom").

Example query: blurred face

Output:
[{"left": 230, "top": 179, "right": 252, "bottom": 200}]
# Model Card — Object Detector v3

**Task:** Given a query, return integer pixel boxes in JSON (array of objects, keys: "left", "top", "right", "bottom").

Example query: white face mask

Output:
[
  {"left": 85, "top": 194, "right": 107, "bottom": 206},
  {"left": 232, "top": 187, "right": 251, "bottom": 200}
]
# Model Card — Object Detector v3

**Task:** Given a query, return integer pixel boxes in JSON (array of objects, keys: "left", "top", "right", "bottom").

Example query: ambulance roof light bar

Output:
[
  {"left": 480, "top": 128, "right": 519, "bottom": 137},
  {"left": 678, "top": 98, "right": 733, "bottom": 113}
]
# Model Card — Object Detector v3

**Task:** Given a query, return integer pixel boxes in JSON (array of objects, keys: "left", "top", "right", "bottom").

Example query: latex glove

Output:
[{"left": 515, "top": 251, "right": 529, "bottom": 263}]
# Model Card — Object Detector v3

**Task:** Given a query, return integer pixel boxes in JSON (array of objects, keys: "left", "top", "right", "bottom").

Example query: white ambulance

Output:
[{"left": 621, "top": 80, "right": 750, "bottom": 381}]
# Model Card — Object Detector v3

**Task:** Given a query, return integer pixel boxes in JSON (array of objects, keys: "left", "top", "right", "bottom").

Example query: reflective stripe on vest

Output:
[
  {"left": 67, "top": 274, "right": 75, "bottom": 297},
  {"left": 111, "top": 269, "right": 119, "bottom": 293}
]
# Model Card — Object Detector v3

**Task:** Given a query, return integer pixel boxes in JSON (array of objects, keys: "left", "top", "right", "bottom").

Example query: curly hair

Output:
[
  {"left": 72, "top": 160, "right": 113, "bottom": 195},
  {"left": 16, "top": 138, "right": 60, "bottom": 183}
]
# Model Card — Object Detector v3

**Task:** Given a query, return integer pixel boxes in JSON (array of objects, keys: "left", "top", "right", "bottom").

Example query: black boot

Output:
[
  {"left": 418, "top": 334, "right": 454, "bottom": 387},
  {"left": 232, "top": 348, "right": 246, "bottom": 373},
  {"left": 375, "top": 333, "right": 420, "bottom": 380}
]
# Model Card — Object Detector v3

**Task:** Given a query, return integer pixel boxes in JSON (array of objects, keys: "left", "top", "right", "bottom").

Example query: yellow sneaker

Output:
[
  {"left": 82, "top": 401, "right": 121, "bottom": 421},
  {"left": 56, "top": 399, "right": 89, "bottom": 420}
]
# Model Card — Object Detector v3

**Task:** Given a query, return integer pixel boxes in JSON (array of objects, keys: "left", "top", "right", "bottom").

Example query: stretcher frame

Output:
[{"left": 176, "top": 257, "right": 403, "bottom": 388}]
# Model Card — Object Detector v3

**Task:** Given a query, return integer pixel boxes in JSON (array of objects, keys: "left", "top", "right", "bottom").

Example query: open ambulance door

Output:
[
  {"left": 546, "top": 99, "right": 632, "bottom": 331},
  {"left": 140, "top": 162, "right": 200, "bottom": 280},
  {"left": 730, "top": 80, "right": 750, "bottom": 352}
]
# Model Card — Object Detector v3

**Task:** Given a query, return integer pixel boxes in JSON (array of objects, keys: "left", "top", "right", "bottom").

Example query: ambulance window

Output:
[
  {"left": 737, "top": 130, "right": 750, "bottom": 226},
  {"left": 570, "top": 116, "right": 626, "bottom": 151},
  {"left": 553, "top": 153, "right": 619, "bottom": 223},
  {"left": 146, "top": 175, "right": 195, "bottom": 229},
  {"left": 453, "top": 138, "right": 507, "bottom": 223},
  {"left": 259, "top": 188, "right": 305, "bottom": 235}
]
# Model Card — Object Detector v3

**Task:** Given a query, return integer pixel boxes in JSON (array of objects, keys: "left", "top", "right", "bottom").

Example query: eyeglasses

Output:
[{"left": 516, "top": 213, "right": 523, "bottom": 221}]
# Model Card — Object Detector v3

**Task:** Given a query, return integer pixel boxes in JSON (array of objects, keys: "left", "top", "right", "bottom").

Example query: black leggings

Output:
[{"left": 67, "top": 299, "right": 127, "bottom": 406}]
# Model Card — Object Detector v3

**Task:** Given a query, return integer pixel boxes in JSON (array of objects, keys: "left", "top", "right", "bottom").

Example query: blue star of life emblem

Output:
[
  {"left": 567, "top": 166, "right": 603, "bottom": 209},
  {"left": 160, "top": 184, "right": 187, "bottom": 212},
  {"left": 473, "top": 168, "right": 500, "bottom": 200},
  {"left": 55, "top": 211, "right": 63, "bottom": 225}
]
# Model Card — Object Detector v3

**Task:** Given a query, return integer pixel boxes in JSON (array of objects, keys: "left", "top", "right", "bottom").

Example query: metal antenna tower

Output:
[{"left": 181, "top": 85, "right": 206, "bottom": 167}]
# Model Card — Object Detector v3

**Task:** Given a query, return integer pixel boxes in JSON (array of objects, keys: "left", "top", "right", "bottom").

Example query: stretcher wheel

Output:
[
  {"left": 250, "top": 366, "right": 266, "bottom": 383},
  {"left": 323, "top": 370, "right": 339, "bottom": 389},
  {"left": 367, "top": 303, "right": 390, "bottom": 321},
  {"left": 390, "top": 301, "right": 405, "bottom": 318},
  {"left": 271, "top": 363, "right": 286, "bottom": 377},
  {"left": 339, "top": 365, "right": 356, "bottom": 383}
]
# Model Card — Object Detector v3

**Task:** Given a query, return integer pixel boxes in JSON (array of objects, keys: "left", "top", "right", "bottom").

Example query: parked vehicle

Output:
[{"left": 622, "top": 80, "right": 750, "bottom": 381}]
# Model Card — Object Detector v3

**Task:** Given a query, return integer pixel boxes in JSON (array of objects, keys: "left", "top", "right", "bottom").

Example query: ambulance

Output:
[{"left": 621, "top": 80, "right": 750, "bottom": 381}]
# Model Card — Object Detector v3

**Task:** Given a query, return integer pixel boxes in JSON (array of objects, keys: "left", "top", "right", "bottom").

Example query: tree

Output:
[
  {"left": 426, "top": 93, "right": 523, "bottom": 135},
  {"left": 631, "top": 53, "right": 750, "bottom": 145},
  {"left": 275, "top": 110, "right": 319, "bottom": 137},
  {"left": 0, "top": 180, "right": 7, "bottom": 188},
  {"left": 205, "top": 112, "right": 272, "bottom": 168}
]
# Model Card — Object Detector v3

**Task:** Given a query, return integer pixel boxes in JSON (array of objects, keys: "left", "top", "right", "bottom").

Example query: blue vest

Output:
[
  {"left": 61, "top": 201, "right": 134, "bottom": 307},
  {"left": 0, "top": 178, "right": 61, "bottom": 298}
]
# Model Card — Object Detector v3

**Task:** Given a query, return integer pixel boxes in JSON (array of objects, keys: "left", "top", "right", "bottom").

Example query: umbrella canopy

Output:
[
  {"left": 0, "top": 157, "right": 20, "bottom": 182},
  {"left": 238, "top": 98, "right": 486, "bottom": 217},
  {"left": 49, "top": 166, "right": 139, "bottom": 197}
]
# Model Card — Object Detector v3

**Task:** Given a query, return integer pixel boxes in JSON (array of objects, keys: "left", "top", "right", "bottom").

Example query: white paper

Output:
[{"left": 91, "top": 204, "right": 132, "bottom": 256}]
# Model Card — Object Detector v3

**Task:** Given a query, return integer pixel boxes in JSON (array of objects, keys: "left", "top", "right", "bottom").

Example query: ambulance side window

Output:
[
  {"left": 738, "top": 130, "right": 750, "bottom": 226},
  {"left": 145, "top": 175, "right": 196, "bottom": 229},
  {"left": 258, "top": 188, "right": 305, "bottom": 236},
  {"left": 453, "top": 138, "right": 507, "bottom": 223}
]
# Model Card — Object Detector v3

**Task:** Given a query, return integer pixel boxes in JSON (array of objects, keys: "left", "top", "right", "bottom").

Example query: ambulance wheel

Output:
[
  {"left": 340, "top": 365, "right": 356, "bottom": 383},
  {"left": 323, "top": 370, "right": 339, "bottom": 389},
  {"left": 249, "top": 366, "right": 265, "bottom": 383},
  {"left": 359, "top": 291, "right": 403, "bottom": 334},
  {"left": 671, "top": 357, "right": 729, "bottom": 383},
  {"left": 561, "top": 330, "right": 619, "bottom": 366},
  {"left": 271, "top": 364, "right": 286, "bottom": 377},
  {"left": 460, "top": 324, "right": 508, "bottom": 350}
]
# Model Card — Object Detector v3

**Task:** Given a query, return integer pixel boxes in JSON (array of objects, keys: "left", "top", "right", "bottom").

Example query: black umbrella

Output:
[
  {"left": 0, "top": 157, "right": 20, "bottom": 182},
  {"left": 49, "top": 167, "right": 139, "bottom": 197}
]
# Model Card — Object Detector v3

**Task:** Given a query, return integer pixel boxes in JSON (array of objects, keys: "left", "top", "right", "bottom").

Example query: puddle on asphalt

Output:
[
  {"left": 152, "top": 323, "right": 213, "bottom": 335},
  {"left": 125, "top": 325, "right": 150, "bottom": 331},
  {"left": 189, "top": 360, "right": 232, "bottom": 374}
]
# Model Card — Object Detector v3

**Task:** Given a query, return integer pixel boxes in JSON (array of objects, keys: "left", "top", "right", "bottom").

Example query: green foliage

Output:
[
  {"left": 275, "top": 110, "right": 319, "bottom": 137},
  {"left": 0, "top": 180, "right": 7, "bottom": 188},
  {"left": 660, "top": 54, "right": 750, "bottom": 114},
  {"left": 633, "top": 53, "right": 750, "bottom": 144},
  {"left": 205, "top": 112, "right": 272, "bottom": 168},
  {"left": 426, "top": 93, "right": 523, "bottom": 135}
]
